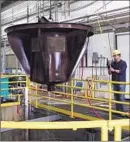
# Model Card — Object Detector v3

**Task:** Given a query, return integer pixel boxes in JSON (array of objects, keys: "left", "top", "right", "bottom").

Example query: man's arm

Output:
[
  {"left": 107, "top": 59, "right": 113, "bottom": 75},
  {"left": 115, "top": 61, "right": 127, "bottom": 74},
  {"left": 108, "top": 68, "right": 112, "bottom": 75}
]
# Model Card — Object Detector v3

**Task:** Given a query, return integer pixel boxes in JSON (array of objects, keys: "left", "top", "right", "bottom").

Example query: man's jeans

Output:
[{"left": 113, "top": 84, "right": 126, "bottom": 112}]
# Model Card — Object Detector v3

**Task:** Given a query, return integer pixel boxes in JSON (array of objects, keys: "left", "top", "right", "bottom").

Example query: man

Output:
[{"left": 107, "top": 50, "right": 127, "bottom": 115}]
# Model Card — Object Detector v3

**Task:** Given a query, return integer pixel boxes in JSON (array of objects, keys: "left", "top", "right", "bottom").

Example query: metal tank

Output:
[{"left": 5, "top": 21, "right": 93, "bottom": 90}]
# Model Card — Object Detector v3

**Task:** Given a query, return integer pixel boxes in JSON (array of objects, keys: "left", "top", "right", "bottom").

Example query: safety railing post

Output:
[
  {"left": 114, "top": 126, "right": 121, "bottom": 141},
  {"left": 101, "top": 126, "right": 108, "bottom": 141},
  {"left": 36, "top": 84, "right": 38, "bottom": 108},
  {"left": 108, "top": 82, "right": 112, "bottom": 120},
  {"left": 85, "top": 80, "right": 87, "bottom": 98},
  {"left": 71, "top": 79, "right": 74, "bottom": 118},
  {"left": 25, "top": 76, "right": 29, "bottom": 141},
  {"left": 28, "top": 78, "right": 31, "bottom": 106},
  {"left": 92, "top": 79, "right": 95, "bottom": 98},
  {"left": 18, "top": 95, "right": 20, "bottom": 105},
  {"left": 29, "top": 93, "right": 31, "bottom": 105},
  {"left": 25, "top": 76, "right": 29, "bottom": 120}
]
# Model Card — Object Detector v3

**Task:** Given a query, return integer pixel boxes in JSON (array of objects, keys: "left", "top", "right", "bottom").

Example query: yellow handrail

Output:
[
  {"left": 1, "top": 75, "right": 27, "bottom": 107},
  {"left": 1, "top": 75, "right": 130, "bottom": 141},
  {"left": 1, "top": 119, "right": 129, "bottom": 141},
  {"left": 29, "top": 77, "right": 130, "bottom": 119}
]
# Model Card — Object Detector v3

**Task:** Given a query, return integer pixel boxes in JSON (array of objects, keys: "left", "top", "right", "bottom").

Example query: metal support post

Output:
[
  {"left": 54, "top": 0, "right": 58, "bottom": 21},
  {"left": 27, "top": 78, "right": 32, "bottom": 116},
  {"left": 101, "top": 126, "right": 108, "bottom": 141},
  {"left": 91, "top": 79, "right": 95, "bottom": 98},
  {"left": 25, "top": 77, "right": 29, "bottom": 120},
  {"left": 108, "top": 82, "right": 112, "bottom": 120},
  {"left": 85, "top": 80, "right": 87, "bottom": 98},
  {"left": 25, "top": 76, "right": 29, "bottom": 141},
  {"left": 114, "top": 126, "right": 121, "bottom": 141},
  {"left": 27, "top": 1, "right": 29, "bottom": 23},
  {"left": 63, "top": 1, "right": 70, "bottom": 19},
  {"left": 2, "top": 41, "right": 6, "bottom": 73},
  {"left": 35, "top": 84, "right": 38, "bottom": 108},
  {"left": 18, "top": 95, "right": 20, "bottom": 104},
  {"left": 42, "top": 0, "right": 45, "bottom": 16},
  {"left": 70, "top": 79, "right": 74, "bottom": 118},
  {"left": 66, "top": 1, "right": 70, "bottom": 17}
]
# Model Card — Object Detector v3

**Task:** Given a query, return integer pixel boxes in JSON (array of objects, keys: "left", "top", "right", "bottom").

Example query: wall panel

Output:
[
  {"left": 117, "top": 33, "right": 130, "bottom": 99},
  {"left": 6, "top": 54, "right": 20, "bottom": 69}
]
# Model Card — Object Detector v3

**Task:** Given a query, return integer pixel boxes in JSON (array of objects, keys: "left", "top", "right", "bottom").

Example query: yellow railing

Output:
[
  {"left": 1, "top": 119, "right": 129, "bottom": 141},
  {"left": 1, "top": 75, "right": 130, "bottom": 141},
  {"left": 29, "top": 77, "right": 130, "bottom": 121},
  {"left": 1, "top": 94, "right": 23, "bottom": 107},
  {"left": 1, "top": 74, "right": 26, "bottom": 107},
  {"left": 1, "top": 75, "right": 129, "bottom": 120}
]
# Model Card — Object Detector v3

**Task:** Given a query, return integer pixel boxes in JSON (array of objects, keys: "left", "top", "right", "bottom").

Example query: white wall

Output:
[
  {"left": 75, "top": 32, "right": 115, "bottom": 79},
  {"left": 87, "top": 32, "right": 115, "bottom": 66},
  {"left": 116, "top": 33, "right": 130, "bottom": 98}
]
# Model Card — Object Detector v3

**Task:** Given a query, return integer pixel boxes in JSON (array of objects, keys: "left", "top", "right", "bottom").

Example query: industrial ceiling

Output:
[{"left": 1, "top": 0, "right": 19, "bottom": 9}]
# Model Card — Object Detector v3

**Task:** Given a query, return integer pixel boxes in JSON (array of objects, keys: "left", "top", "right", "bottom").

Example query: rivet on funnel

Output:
[{"left": 5, "top": 22, "right": 94, "bottom": 88}]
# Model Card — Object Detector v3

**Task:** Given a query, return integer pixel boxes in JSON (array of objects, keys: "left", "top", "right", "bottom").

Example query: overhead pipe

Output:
[
  {"left": 27, "top": 1, "right": 29, "bottom": 23},
  {"left": 81, "top": 15, "right": 129, "bottom": 26},
  {"left": 54, "top": 0, "right": 58, "bottom": 21},
  {"left": 42, "top": 0, "right": 45, "bottom": 16},
  {"left": 68, "top": 0, "right": 70, "bottom": 17},
  {"left": 95, "top": 22, "right": 130, "bottom": 33},
  {"left": 60, "top": 6, "right": 129, "bottom": 22},
  {"left": 1, "top": 5, "right": 129, "bottom": 26},
  {"left": 67, "top": 11, "right": 129, "bottom": 25},
  {"left": 1, "top": 1, "right": 62, "bottom": 26}
]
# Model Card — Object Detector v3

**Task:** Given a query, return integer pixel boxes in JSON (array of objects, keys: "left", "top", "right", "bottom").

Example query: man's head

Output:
[{"left": 112, "top": 50, "right": 121, "bottom": 62}]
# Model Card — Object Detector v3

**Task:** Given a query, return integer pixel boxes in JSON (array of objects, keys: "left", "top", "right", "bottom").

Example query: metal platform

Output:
[{"left": 1, "top": 75, "right": 130, "bottom": 141}]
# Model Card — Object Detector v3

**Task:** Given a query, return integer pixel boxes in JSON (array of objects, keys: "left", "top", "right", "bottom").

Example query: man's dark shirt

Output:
[{"left": 111, "top": 59, "right": 127, "bottom": 82}]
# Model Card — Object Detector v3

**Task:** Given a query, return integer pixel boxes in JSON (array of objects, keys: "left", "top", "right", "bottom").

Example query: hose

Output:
[
  {"left": 86, "top": 79, "right": 104, "bottom": 119},
  {"left": 81, "top": 53, "right": 104, "bottom": 119},
  {"left": 88, "top": 62, "right": 104, "bottom": 119}
]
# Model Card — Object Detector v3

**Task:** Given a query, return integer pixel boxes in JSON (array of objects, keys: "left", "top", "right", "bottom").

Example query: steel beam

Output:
[
  {"left": 95, "top": 22, "right": 130, "bottom": 32},
  {"left": 1, "top": 1, "right": 62, "bottom": 26},
  {"left": 60, "top": 6, "right": 129, "bottom": 22}
]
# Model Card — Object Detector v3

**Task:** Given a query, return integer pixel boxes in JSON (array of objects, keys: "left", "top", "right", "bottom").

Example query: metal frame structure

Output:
[
  {"left": 1, "top": 119, "right": 129, "bottom": 141},
  {"left": 1, "top": 74, "right": 130, "bottom": 141},
  {"left": 1, "top": 75, "right": 25, "bottom": 107},
  {"left": 29, "top": 78, "right": 130, "bottom": 120}
]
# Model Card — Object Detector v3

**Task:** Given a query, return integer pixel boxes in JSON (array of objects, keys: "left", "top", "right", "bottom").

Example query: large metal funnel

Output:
[{"left": 5, "top": 23, "right": 93, "bottom": 85}]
